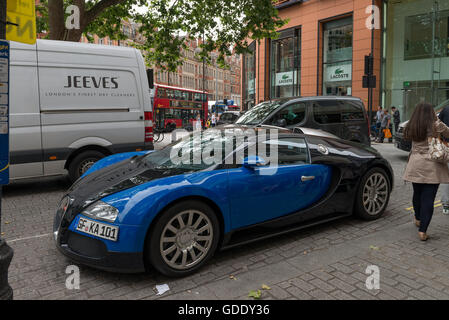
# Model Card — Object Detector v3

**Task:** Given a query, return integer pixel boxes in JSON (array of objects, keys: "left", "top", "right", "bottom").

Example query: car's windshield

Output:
[
  {"left": 143, "top": 129, "right": 248, "bottom": 171},
  {"left": 236, "top": 100, "right": 286, "bottom": 125}
]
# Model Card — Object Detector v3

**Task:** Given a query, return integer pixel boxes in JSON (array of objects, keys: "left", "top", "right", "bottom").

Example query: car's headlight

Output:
[{"left": 81, "top": 201, "right": 119, "bottom": 222}]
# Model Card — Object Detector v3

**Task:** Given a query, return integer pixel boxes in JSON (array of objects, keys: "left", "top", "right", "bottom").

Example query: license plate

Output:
[{"left": 76, "top": 217, "right": 119, "bottom": 242}]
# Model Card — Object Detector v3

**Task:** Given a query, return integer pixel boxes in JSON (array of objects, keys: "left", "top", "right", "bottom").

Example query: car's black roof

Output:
[{"left": 265, "top": 95, "right": 364, "bottom": 105}]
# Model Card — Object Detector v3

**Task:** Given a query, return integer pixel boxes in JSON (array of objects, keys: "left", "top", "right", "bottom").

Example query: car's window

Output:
[
  {"left": 313, "top": 100, "right": 342, "bottom": 124},
  {"left": 221, "top": 113, "right": 231, "bottom": 121},
  {"left": 340, "top": 102, "right": 365, "bottom": 121},
  {"left": 263, "top": 137, "right": 309, "bottom": 166},
  {"left": 144, "top": 130, "right": 251, "bottom": 171},
  {"left": 266, "top": 103, "right": 306, "bottom": 126},
  {"left": 236, "top": 100, "right": 286, "bottom": 125}
]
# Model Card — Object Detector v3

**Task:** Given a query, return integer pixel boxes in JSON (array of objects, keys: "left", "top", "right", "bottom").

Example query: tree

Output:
[{"left": 37, "top": 0, "right": 287, "bottom": 71}]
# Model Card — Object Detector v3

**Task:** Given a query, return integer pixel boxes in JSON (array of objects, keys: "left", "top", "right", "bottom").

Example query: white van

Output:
[{"left": 9, "top": 39, "right": 154, "bottom": 182}]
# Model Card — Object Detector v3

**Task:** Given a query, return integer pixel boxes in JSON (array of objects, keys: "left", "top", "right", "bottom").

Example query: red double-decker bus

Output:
[{"left": 152, "top": 84, "right": 208, "bottom": 131}]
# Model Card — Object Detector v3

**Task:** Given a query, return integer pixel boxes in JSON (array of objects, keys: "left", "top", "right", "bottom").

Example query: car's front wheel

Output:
[
  {"left": 354, "top": 167, "right": 391, "bottom": 220},
  {"left": 147, "top": 200, "right": 220, "bottom": 277}
]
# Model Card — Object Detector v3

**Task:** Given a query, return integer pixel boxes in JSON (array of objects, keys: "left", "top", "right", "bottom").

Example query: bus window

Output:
[
  {"left": 166, "top": 89, "right": 174, "bottom": 99},
  {"left": 157, "top": 88, "right": 166, "bottom": 98}
]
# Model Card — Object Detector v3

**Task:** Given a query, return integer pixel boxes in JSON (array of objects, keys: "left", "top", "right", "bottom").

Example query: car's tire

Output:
[
  {"left": 147, "top": 200, "right": 220, "bottom": 277},
  {"left": 68, "top": 150, "right": 105, "bottom": 183},
  {"left": 354, "top": 167, "right": 391, "bottom": 220}
]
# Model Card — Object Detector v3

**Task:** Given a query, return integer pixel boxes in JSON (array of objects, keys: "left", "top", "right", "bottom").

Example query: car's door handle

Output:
[{"left": 301, "top": 176, "right": 315, "bottom": 182}]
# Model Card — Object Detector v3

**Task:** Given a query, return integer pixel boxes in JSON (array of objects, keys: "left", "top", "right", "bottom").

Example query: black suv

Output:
[{"left": 236, "top": 96, "right": 370, "bottom": 146}]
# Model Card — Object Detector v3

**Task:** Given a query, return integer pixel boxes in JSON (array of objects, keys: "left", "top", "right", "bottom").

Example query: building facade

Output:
[
  {"left": 383, "top": 0, "right": 449, "bottom": 120},
  {"left": 154, "top": 39, "right": 242, "bottom": 107},
  {"left": 242, "top": 0, "right": 382, "bottom": 112},
  {"left": 242, "top": 0, "right": 449, "bottom": 122}
]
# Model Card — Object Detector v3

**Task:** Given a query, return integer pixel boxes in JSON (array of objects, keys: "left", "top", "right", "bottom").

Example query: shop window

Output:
[
  {"left": 270, "top": 28, "right": 301, "bottom": 99},
  {"left": 243, "top": 41, "right": 256, "bottom": 110},
  {"left": 404, "top": 10, "right": 449, "bottom": 60},
  {"left": 322, "top": 17, "right": 353, "bottom": 96}
]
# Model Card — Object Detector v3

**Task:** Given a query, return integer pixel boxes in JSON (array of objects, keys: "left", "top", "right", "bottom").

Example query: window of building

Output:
[
  {"left": 404, "top": 10, "right": 449, "bottom": 60},
  {"left": 242, "top": 41, "right": 256, "bottom": 110},
  {"left": 270, "top": 28, "right": 301, "bottom": 99},
  {"left": 322, "top": 17, "right": 353, "bottom": 96}
]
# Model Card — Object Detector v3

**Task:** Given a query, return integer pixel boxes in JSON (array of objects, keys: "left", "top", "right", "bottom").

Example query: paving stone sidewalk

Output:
[{"left": 3, "top": 142, "right": 449, "bottom": 300}]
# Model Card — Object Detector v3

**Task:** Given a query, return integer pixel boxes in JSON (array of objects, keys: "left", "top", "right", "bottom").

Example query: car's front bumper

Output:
[
  {"left": 54, "top": 209, "right": 146, "bottom": 273},
  {"left": 55, "top": 230, "right": 145, "bottom": 273}
]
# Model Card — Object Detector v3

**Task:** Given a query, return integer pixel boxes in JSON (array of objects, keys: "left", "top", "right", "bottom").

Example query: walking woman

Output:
[{"left": 403, "top": 102, "right": 449, "bottom": 241}]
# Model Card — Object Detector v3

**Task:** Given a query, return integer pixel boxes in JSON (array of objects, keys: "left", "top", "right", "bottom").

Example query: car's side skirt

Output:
[{"left": 220, "top": 211, "right": 352, "bottom": 250}]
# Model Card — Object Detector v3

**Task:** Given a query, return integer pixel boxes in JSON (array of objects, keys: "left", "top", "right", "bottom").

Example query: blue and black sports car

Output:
[{"left": 53, "top": 126, "right": 393, "bottom": 276}]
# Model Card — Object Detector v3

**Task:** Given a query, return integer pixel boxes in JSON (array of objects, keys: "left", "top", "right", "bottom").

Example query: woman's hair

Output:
[{"left": 404, "top": 102, "right": 437, "bottom": 142}]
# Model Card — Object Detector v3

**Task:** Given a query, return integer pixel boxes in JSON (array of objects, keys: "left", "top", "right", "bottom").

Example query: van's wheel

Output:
[
  {"left": 147, "top": 200, "right": 220, "bottom": 277},
  {"left": 68, "top": 150, "right": 105, "bottom": 182},
  {"left": 354, "top": 167, "right": 391, "bottom": 220}
]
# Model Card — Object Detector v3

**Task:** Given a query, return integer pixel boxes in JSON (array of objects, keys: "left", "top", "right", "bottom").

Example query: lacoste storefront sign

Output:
[
  {"left": 275, "top": 71, "right": 297, "bottom": 86},
  {"left": 326, "top": 64, "right": 352, "bottom": 82}
]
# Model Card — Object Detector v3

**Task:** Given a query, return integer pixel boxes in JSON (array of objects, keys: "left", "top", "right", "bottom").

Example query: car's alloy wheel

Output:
[
  {"left": 160, "top": 210, "right": 214, "bottom": 270},
  {"left": 362, "top": 172, "right": 389, "bottom": 216},
  {"left": 355, "top": 167, "right": 390, "bottom": 220},
  {"left": 147, "top": 200, "right": 220, "bottom": 277}
]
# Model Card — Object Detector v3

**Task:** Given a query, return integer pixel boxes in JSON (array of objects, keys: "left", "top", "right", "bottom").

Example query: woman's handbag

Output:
[
  {"left": 428, "top": 135, "right": 449, "bottom": 162},
  {"left": 383, "top": 128, "right": 392, "bottom": 139}
]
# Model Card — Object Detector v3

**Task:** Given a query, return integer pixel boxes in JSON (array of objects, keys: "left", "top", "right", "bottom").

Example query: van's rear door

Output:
[
  {"left": 9, "top": 42, "right": 44, "bottom": 179},
  {"left": 36, "top": 40, "right": 146, "bottom": 176}
]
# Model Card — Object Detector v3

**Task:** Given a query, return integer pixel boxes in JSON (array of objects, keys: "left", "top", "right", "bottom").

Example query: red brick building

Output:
[
  {"left": 241, "top": 0, "right": 382, "bottom": 113},
  {"left": 242, "top": 0, "right": 449, "bottom": 123}
]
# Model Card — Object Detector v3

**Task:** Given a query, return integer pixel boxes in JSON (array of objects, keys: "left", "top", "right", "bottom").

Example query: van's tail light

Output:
[{"left": 144, "top": 112, "right": 153, "bottom": 143}]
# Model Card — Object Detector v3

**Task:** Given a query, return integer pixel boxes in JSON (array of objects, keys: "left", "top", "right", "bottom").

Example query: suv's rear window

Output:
[{"left": 313, "top": 100, "right": 364, "bottom": 124}]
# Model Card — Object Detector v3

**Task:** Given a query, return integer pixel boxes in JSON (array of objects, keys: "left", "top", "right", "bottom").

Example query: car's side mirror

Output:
[
  {"left": 242, "top": 156, "right": 269, "bottom": 170},
  {"left": 274, "top": 118, "right": 287, "bottom": 127}
]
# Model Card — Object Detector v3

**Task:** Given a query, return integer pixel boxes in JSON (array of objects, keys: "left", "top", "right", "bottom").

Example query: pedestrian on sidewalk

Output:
[
  {"left": 403, "top": 102, "right": 449, "bottom": 241},
  {"left": 438, "top": 104, "right": 449, "bottom": 214},
  {"left": 392, "top": 106, "right": 401, "bottom": 137},
  {"left": 375, "top": 106, "right": 383, "bottom": 142},
  {"left": 379, "top": 108, "right": 391, "bottom": 143}
]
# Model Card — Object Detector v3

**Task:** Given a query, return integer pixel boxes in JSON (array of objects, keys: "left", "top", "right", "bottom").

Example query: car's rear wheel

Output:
[
  {"left": 147, "top": 200, "right": 220, "bottom": 277},
  {"left": 68, "top": 150, "right": 105, "bottom": 183},
  {"left": 354, "top": 167, "right": 391, "bottom": 220}
]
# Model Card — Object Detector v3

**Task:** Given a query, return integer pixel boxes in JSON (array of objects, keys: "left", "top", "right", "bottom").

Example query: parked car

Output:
[
  {"left": 9, "top": 40, "right": 153, "bottom": 182},
  {"left": 54, "top": 125, "right": 393, "bottom": 276},
  {"left": 216, "top": 111, "right": 242, "bottom": 126},
  {"left": 394, "top": 99, "right": 449, "bottom": 152},
  {"left": 235, "top": 96, "right": 370, "bottom": 146}
]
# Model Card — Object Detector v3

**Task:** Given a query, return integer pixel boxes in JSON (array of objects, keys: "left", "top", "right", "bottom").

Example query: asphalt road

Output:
[{"left": 3, "top": 141, "right": 449, "bottom": 300}]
